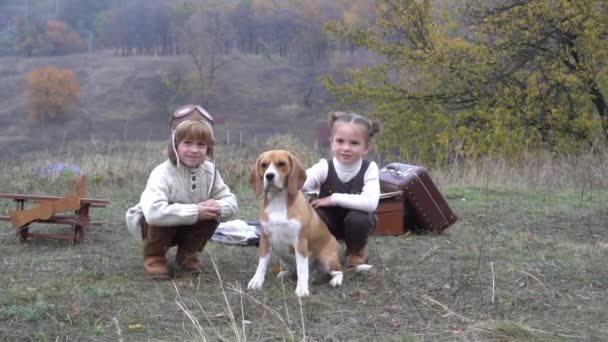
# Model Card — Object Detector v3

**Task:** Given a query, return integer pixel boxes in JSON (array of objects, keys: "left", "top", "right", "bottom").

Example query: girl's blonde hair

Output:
[
  {"left": 167, "top": 120, "right": 215, "bottom": 165},
  {"left": 329, "top": 111, "right": 380, "bottom": 146}
]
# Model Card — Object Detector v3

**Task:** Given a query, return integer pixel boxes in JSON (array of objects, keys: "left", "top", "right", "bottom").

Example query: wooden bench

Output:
[{"left": 0, "top": 176, "right": 110, "bottom": 243}]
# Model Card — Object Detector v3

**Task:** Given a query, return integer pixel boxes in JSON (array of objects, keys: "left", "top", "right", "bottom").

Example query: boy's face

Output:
[{"left": 177, "top": 138, "right": 208, "bottom": 167}]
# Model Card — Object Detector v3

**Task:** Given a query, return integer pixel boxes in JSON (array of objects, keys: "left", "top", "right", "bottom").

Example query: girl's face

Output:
[
  {"left": 177, "top": 138, "right": 208, "bottom": 167},
  {"left": 330, "top": 122, "right": 369, "bottom": 165}
]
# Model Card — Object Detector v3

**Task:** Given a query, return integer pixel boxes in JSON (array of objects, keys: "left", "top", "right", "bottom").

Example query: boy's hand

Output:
[
  {"left": 197, "top": 200, "right": 221, "bottom": 220},
  {"left": 310, "top": 196, "right": 332, "bottom": 209}
]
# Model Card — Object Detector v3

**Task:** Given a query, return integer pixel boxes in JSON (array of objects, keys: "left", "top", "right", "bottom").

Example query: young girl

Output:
[
  {"left": 302, "top": 111, "right": 380, "bottom": 269},
  {"left": 125, "top": 104, "right": 238, "bottom": 280}
]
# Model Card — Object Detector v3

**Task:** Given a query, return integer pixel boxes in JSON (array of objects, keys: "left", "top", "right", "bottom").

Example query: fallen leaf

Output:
[
  {"left": 69, "top": 303, "right": 80, "bottom": 319},
  {"left": 354, "top": 289, "right": 369, "bottom": 297},
  {"left": 128, "top": 323, "right": 144, "bottom": 330}
]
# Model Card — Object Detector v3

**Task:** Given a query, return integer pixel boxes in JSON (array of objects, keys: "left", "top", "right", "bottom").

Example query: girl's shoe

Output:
[{"left": 346, "top": 247, "right": 368, "bottom": 269}]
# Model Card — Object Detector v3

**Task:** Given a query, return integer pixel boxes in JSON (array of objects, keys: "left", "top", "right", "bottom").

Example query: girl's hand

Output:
[
  {"left": 310, "top": 196, "right": 332, "bottom": 209},
  {"left": 197, "top": 200, "right": 221, "bottom": 220}
]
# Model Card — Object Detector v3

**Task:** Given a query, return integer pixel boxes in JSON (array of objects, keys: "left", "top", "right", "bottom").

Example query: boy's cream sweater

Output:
[{"left": 125, "top": 160, "right": 238, "bottom": 240}]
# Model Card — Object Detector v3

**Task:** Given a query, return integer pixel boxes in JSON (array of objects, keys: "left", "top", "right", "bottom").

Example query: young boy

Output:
[{"left": 125, "top": 104, "right": 238, "bottom": 279}]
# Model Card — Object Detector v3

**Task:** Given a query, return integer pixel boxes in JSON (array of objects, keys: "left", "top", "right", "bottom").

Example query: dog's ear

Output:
[
  {"left": 287, "top": 152, "right": 306, "bottom": 197},
  {"left": 249, "top": 156, "right": 263, "bottom": 197}
]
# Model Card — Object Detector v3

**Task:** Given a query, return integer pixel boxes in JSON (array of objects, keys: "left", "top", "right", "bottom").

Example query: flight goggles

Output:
[{"left": 170, "top": 104, "right": 214, "bottom": 130}]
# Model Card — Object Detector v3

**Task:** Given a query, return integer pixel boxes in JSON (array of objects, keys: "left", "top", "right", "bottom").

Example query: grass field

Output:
[{"left": 1, "top": 140, "right": 607, "bottom": 341}]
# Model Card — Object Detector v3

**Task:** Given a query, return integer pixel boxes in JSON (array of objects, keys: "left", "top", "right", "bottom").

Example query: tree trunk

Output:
[
  {"left": 588, "top": 81, "right": 608, "bottom": 141},
  {"left": 565, "top": 40, "right": 608, "bottom": 141}
]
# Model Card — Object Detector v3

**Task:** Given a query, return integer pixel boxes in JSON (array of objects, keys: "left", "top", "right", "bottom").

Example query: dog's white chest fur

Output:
[{"left": 262, "top": 191, "right": 301, "bottom": 258}]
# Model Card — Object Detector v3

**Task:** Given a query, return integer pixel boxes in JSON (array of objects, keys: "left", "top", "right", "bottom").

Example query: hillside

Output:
[{"left": 0, "top": 51, "right": 373, "bottom": 159}]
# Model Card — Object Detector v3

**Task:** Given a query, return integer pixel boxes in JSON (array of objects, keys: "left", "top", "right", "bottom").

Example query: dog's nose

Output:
[{"left": 265, "top": 173, "right": 275, "bottom": 181}]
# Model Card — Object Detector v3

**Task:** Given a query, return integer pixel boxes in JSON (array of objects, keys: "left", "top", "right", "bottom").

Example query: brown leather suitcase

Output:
[{"left": 379, "top": 163, "right": 457, "bottom": 233}]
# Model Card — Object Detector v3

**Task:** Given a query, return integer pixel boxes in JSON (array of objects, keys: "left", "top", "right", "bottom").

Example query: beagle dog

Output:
[{"left": 247, "top": 150, "right": 342, "bottom": 297}]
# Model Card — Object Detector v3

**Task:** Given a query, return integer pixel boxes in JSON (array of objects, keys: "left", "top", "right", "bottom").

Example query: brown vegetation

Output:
[
  {"left": 25, "top": 66, "right": 80, "bottom": 122},
  {"left": 45, "top": 20, "right": 82, "bottom": 54}
]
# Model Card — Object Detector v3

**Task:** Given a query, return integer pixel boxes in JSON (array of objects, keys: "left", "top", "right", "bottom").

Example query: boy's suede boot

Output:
[
  {"left": 345, "top": 247, "right": 368, "bottom": 269},
  {"left": 176, "top": 251, "right": 202, "bottom": 275},
  {"left": 144, "top": 256, "right": 170, "bottom": 280},
  {"left": 142, "top": 223, "right": 174, "bottom": 280},
  {"left": 174, "top": 220, "right": 218, "bottom": 276}
]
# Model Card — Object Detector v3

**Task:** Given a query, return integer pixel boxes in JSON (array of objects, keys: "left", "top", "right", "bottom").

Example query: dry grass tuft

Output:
[
  {"left": 434, "top": 151, "right": 608, "bottom": 190},
  {"left": 465, "top": 320, "right": 537, "bottom": 340}
]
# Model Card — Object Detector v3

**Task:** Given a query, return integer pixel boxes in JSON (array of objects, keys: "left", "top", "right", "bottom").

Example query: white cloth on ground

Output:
[{"left": 211, "top": 219, "right": 260, "bottom": 246}]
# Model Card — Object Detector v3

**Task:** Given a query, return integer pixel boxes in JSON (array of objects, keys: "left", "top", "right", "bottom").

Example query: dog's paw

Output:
[
  {"left": 247, "top": 275, "right": 265, "bottom": 290},
  {"left": 329, "top": 271, "right": 343, "bottom": 287},
  {"left": 295, "top": 284, "right": 310, "bottom": 297}
]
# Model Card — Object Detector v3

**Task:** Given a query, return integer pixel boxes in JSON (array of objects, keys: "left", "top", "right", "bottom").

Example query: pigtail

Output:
[
  {"left": 370, "top": 121, "right": 380, "bottom": 138},
  {"left": 328, "top": 111, "right": 347, "bottom": 128}
]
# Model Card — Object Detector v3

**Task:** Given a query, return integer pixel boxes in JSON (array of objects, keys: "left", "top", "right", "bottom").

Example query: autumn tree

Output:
[
  {"left": 13, "top": 16, "right": 43, "bottom": 56},
  {"left": 322, "top": 0, "right": 608, "bottom": 163},
  {"left": 465, "top": 0, "right": 608, "bottom": 151},
  {"left": 13, "top": 17, "right": 82, "bottom": 56},
  {"left": 44, "top": 20, "right": 82, "bottom": 54},
  {"left": 26, "top": 66, "right": 80, "bottom": 122},
  {"left": 178, "top": 2, "right": 235, "bottom": 106}
]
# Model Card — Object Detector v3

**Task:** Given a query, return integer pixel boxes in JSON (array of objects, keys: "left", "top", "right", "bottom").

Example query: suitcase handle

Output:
[{"left": 382, "top": 164, "right": 414, "bottom": 177}]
